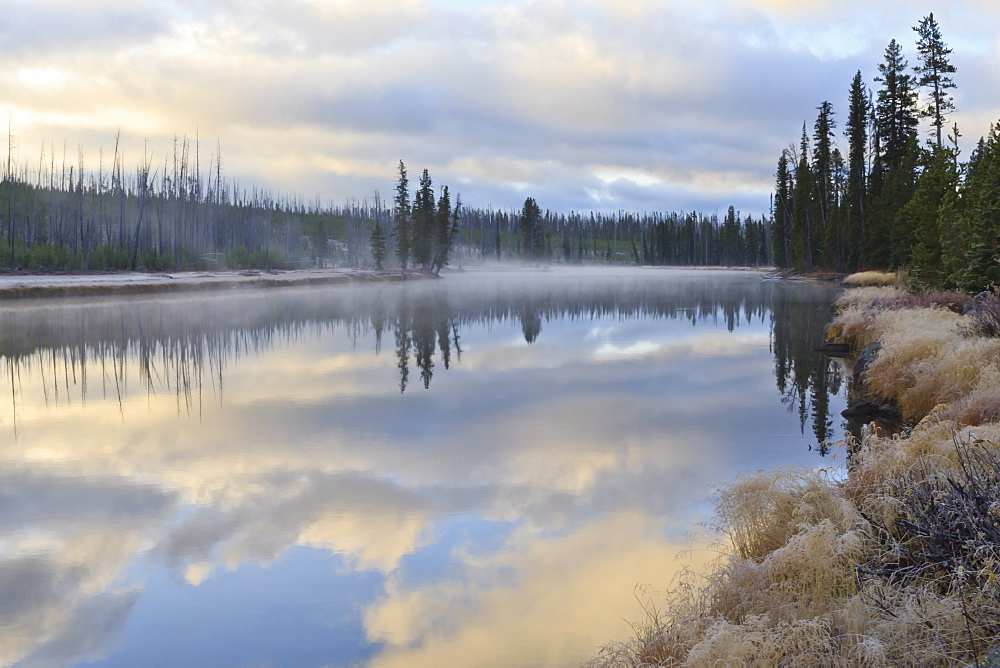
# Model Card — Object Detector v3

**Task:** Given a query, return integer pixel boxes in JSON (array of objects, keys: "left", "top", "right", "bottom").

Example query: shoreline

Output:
[
  {"left": 0, "top": 267, "right": 438, "bottom": 300},
  {"left": 0, "top": 264, "right": 777, "bottom": 300},
  {"left": 593, "top": 283, "right": 1000, "bottom": 666}
]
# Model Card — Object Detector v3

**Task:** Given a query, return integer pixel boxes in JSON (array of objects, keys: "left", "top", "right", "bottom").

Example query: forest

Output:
[
  {"left": 0, "top": 135, "right": 771, "bottom": 274},
  {"left": 772, "top": 12, "right": 1000, "bottom": 293}
]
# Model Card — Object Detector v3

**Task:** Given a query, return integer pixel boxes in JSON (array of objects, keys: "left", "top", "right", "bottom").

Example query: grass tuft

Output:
[{"left": 843, "top": 270, "right": 905, "bottom": 288}]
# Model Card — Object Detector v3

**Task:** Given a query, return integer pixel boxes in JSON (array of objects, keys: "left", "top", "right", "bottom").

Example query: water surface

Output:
[{"left": 0, "top": 267, "right": 844, "bottom": 667}]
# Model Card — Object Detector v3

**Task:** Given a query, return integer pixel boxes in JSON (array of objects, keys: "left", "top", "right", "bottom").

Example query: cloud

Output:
[
  {"left": 0, "top": 1, "right": 167, "bottom": 59},
  {"left": 1, "top": 0, "right": 997, "bottom": 216},
  {"left": 0, "top": 529, "right": 147, "bottom": 666},
  {"left": 363, "top": 511, "right": 717, "bottom": 667}
]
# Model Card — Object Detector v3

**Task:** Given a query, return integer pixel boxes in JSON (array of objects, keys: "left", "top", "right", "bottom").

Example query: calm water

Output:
[{"left": 0, "top": 267, "right": 845, "bottom": 667}]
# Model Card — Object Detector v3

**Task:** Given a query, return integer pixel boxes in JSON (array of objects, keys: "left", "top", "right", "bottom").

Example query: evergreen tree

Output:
[
  {"left": 519, "top": 197, "right": 543, "bottom": 258},
  {"left": 812, "top": 101, "right": 838, "bottom": 268},
  {"left": 431, "top": 186, "right": 459, "bottom": 274},
  {"left": 721, "top": 205, "right": 739, "bottom": 266},
  {"left": 874, "top": 39, "right": 920, "bottom": 169},
  {"left": 772, "top": 151, "right": 793, "bottom": 268},
  {"left": 952, "top": 124, "right": 1000, "bottom": 292},
  {"left": 869, "top": 39, "right": 920, "bottom": 267},
  {"left": 392, "top": 160, "right": 411, "bottom": 268},
  {"left": 790, "top": 126, "right": 815, "bottom": 271},
  {"left": 913, "top": 13, "right": 957, "bottom": 148},
  {"left": 369, "top": 219, "right": 387, "bottom": 270},
  {"left": 844, "top": 71, "right": 870, "bottom": 270},
  {"left": 411, "top": 169, "right": 435, "bottom": 268},
  {"left": 899, "top": 144, "right": 958, "bottom": 287}
]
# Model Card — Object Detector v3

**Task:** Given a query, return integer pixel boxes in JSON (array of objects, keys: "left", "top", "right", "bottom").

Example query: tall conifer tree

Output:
[
  {"left": 913, "top": 13, "right": 957, "bottom": 148},
  {"left": 812, "top": 101, "right": 837, "bottom": 268},
  {"left": 952, "top": 124, "right": 1000, "bottom": 291},
  {"left": 411, "top": 169, "right": 435, "bottom": 268},
  {"left": 370, "top": 220, "right": 387, "bottom": 270},
  {"left": 431, "top": 186, "right": 458, "bottom": 273},
  {"left": 903, "top": 144, "right": 958, "bottom": 287},
  {"left": 392, "top": 160, "right": 411, "bottom": 268},
  {"left": 519, "top": 197, "right": 543, "bottom": 258},
  {"left": 869, "top": 39, "right": 920, "bottom": 267},
  {"left": 844, "top": 72, "right": 869, "bottom": 271},
  {"left": 772, "top": 151, "right": 793, "bottom": 268},
  {"left": 790, "top": 126, "right": 814, "bottom": 271}
]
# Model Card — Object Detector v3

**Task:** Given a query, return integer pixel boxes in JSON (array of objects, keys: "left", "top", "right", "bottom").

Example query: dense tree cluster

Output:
[
  {"left": 773, "top": 13, "right": 998, "bottom": 291},
  {"left": 384, "top": 161, "right": 460, "bottom": 274},
  {"left": 475, "top": 203, "right": 771, "bottom": 267}
]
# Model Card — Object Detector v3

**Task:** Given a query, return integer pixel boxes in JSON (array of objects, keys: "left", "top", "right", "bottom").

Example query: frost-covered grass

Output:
[{"left": 591, "top": 287, "right": 1000, "bottom": 666}]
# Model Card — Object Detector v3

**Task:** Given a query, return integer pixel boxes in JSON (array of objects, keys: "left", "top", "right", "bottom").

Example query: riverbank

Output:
[
  {"left": 592, "top": 282, "right": 1000, "bottom": 666},
  {"left": 0, "top": 267, "right": 436, "bottom": 299},
  {"left": 0, "top": 264, "right": 777, "bottom": 300}
]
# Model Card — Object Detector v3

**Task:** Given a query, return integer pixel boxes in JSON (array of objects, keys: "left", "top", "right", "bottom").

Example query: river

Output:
[{"left": 0, "top": 266, "right": 845, "bottom": 667}]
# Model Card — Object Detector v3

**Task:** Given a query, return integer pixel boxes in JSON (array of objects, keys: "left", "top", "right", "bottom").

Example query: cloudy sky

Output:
[{"left": 2, "top": 0, "right": 999, "bottom": 217}]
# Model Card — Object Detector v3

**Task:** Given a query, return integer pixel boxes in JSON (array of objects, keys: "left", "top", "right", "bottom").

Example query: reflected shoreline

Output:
[{"left": 0, "top": 269, "right": 840, "bottom": 424}]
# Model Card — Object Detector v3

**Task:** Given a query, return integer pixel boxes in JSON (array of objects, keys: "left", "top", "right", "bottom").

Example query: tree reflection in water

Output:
[{"left": 0, "top": 271, "right": 844, "bottom": 450}]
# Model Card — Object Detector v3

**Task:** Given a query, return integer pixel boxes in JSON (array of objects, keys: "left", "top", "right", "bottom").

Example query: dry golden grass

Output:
[
  {"left": 715, "top": 468, "right": 858, "bottom": 562},
  {"left": 829, "top": 302, "right": 1000, "bottom": 424},
  {"left": 826, "top": 286, "right": 902, "bottom": 344},
  {"left": 842, "top": 270, "right": 905, "bottom": 288},
  {"left": 591, "top": 286, "right": 1000, "bottom": 667}
]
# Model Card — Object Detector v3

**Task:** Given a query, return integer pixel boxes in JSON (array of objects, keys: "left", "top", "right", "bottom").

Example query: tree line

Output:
[
  {"left": 0, "top": 134, "right": 773, "bottom": 273},
  {"left": 772, "top": 13, "right": 999, "bottom": 292},
  {"left": 0, "top": 132, "right": 399, "bottom": 271}
]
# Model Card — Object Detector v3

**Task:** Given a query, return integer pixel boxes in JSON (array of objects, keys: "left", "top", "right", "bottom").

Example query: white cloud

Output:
[{"left": 363, "top": 511, "right": 717, "bottom": 667}]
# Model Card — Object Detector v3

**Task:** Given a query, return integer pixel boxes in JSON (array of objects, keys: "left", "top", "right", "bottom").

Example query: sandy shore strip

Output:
[{"left": 0, "top": 268, "right": 436, "bottom": 299}]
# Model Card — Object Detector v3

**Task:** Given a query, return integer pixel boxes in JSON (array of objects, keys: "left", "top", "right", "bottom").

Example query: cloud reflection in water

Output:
[{"left": 0, "top": 267, "right": 844, "bottom": 666}]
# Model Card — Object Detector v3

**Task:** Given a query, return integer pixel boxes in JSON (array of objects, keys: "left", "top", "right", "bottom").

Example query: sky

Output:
[{"left": 1, "top": 0, "right": 999, "bottom": 218}]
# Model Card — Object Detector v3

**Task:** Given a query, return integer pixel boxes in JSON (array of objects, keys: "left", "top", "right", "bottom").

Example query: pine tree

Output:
[
  {"left": 519, "top": 197, "right": 543, "bottom": 258},
  {"left": 392, "top": 160, "right": 410, "bottom": 268},
  {"left": 869, "top": 39, "right": 920, "bottom": 268},
  {"left": 812, "top": 101, "right": 837, "bottom": 268},
  {"left": 431, "top": 186, "right": 458, "bottom": 274},
  {"left": 875, "top": 39, "right": 919, "bottom": 169},
  {"left": 790, "top": 126, "right": 814, "bottom": 271},
  {"left": 900, "top": 144, "right": 958, "bottom": 287},
  {"left": 823, "top": 147, "right": 847, "bottom": 271},
  {"left": 844, "top": 71, "right": 869, "bottom": 271},
  {"left": 952, "top": 124, "right": 1000, "bottom": 292},
  {"left": 772, "top": 150, "right": 793, "bottom": 268},
  {"left": 913, "top": 13, "right": 957, "bottom": 148},
  {"left": 411, "top": 169, "right": 435, "bottom": 269}
]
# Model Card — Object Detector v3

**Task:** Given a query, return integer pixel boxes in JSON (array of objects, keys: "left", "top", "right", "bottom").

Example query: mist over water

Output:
[{"left": 0, "top": 267, "right": 845, "bottom": 667}]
